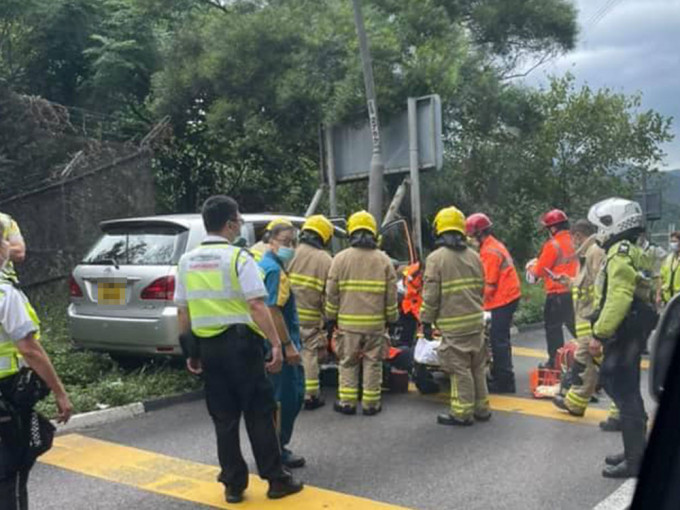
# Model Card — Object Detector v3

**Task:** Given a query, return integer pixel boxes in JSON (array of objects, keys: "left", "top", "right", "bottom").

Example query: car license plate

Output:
[{"left": 98, "top": 279, "right": 126, "bottom": 305}]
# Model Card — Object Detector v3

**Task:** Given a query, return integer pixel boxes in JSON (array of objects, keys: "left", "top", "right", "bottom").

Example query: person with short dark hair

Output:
[{"left": 175, "top": 195, "right": 303, "bottom": 504}]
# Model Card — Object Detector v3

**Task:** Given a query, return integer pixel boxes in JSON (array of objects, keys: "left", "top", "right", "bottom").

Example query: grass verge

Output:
[
  {"left": 514, "top": 283, "right": 546, "bottom": 326},
  {"left": 26, "top": 282, "right": 201, "bottom": 417}
]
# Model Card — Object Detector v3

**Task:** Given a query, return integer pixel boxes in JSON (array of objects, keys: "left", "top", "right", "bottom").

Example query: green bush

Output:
[{"left": 514, "top": 283, "right": 546, "bottom": 326}]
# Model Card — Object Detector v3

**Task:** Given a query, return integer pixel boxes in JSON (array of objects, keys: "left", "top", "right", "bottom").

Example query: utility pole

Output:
[{"left": 351, "top": 0, "right": 384, "bottom": 223}]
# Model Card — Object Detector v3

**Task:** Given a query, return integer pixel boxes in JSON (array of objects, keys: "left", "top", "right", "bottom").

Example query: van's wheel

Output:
[{"left": 414, "top": 363, "right": 440, "bottom": 394}]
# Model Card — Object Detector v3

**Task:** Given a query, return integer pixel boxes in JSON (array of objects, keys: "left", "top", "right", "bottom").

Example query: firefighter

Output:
[
  {"left": 588, "top": 198, "right": 657, "bottom": 478},
  {"left": 422, "top": 206, "right": 490, "bottom": 426},
  {"left": 325, "top": 211, "right": 398, "bottom": 416},
  {"left": 252, "top": 218, "right": 294, "bottom": 262},
  {"left": 466, "top": 213, "right": 521, "bottom": 394},
  {"left": 527, "top": 209, "right": 579, "bottom": 368},
  {"left": 553, "top": 219, "right": 605, "bottom": 416},
  {"left": 658, "top": 231, "right": 680, "bottom": 306},
  {"left": 399, "top": 260, "right": 423, "bottom": 347},
  {"left": 288, "top": 215, "right": 334, "bottom": 410}
]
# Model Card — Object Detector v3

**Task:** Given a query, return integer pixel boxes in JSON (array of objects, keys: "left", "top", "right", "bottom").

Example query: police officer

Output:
[
  {"left": 326, "top": 211, "right": 398, "bottom": 416},
  {"left": 259, "top": 222, "right": 305, "bottom": 469},
  {"left": 174, "top": 195, "right": 302, "bottom": 503},
  {"left": 288, "top": 215, "right": 334, "bottom": 410},
  {"left": 422, "top": 207, "right": 490, "bottom": 426},
  {"left": 588, "top": 198, "right": 656, "bottom": 478},
  {"left": 0, "top": 238, "right": 72, "bottom": 509},
  {"left": 659, "top": 231, "right": 680, "bottom": 306},
  {"left": 553, "top": 219, "right": 605, "bottom": 417}
]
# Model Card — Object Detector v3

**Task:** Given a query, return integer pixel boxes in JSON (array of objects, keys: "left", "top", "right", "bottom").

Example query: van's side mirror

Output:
[{"left": 649, "top": 294, "right": 680, "bottom": 402}]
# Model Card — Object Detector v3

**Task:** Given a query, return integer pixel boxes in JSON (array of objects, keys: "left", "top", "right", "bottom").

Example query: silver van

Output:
[{"left": 67, "top": 213, "right": 414, "bottom": 356}]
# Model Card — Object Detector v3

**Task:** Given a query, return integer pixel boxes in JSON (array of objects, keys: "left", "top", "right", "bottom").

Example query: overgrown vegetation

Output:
[{"left": 27, "top": 284, "right": 201, "bottom": 417}]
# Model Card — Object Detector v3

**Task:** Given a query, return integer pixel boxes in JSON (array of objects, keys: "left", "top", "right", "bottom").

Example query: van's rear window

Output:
[{"left": 83, "top": 225, "right": 188, "bottom": 266}]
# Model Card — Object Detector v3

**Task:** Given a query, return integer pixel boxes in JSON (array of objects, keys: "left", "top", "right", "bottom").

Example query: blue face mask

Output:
[{"left": 277, "top": 246, "right": 296, "bottom": 264}]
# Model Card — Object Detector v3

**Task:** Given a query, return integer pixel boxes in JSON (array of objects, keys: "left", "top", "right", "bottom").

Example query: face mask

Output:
[
  {"left": 277, "top": 246, "right": 295, "bottom": 264},
  {"left": 670, "top": 242, "right": 680, "bottom": 253}
]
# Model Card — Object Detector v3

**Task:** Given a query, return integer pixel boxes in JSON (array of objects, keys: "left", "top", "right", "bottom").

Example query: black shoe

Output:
[
  {"left": 267, "top": 476, "right": 304, "bottom": 499},
  {"left": 600, "top": 417, "right": 622, "bottom": 432},
  {"left": 362, "top": 406, "right": 382, "bottom": 416},
  {"left": 474, "top": 412, "right": 492, "bottom": 422},
  {"left": 333, "top": 401, "right": 357, "bottom": 415},
  {"left": 437, "top": 413, "right": 474, "bottom": 426},
  {"left": 282, "top": 451, "right": 306, "bottom": 469},
  {"left": 602, "top": 459, "right": 641, "bottom": 479},
  {"left": 304, "top": 396, "right": 325, "bottom": 411},
  {"left": 225, "top": 487, "right": 245, "bottom": 504},
  {"left": 552, "top": 395, "right": 585, "bottom": 417},
  {"left": 605, "top": 452, "right": 626, "bottom": 466}
]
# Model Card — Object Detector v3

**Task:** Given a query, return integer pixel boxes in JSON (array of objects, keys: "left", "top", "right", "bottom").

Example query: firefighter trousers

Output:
[
  {"left": 438, "top": 332, "right": 490, "bottom": 420},
  {"left": 300, "top": 326, "right": 326, "bottom": 399},
  {"left": 564, "top": 335, "right": 599, "bottom": 415},
  {"left": 336, "top": 330, "right": 385, "bottom": 410}
]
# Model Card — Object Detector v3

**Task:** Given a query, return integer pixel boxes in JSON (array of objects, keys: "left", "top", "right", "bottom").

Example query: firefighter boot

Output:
[
  {"left": 553, "top": 395, "right": 585, "bottom": 417},
  {"left": 437, "top": 413, "right": 474, "bottom": 426}
]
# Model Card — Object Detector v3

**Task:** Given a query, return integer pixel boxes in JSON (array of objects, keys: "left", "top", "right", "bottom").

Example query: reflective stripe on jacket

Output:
[
  {"left": 178, "top": 243, "right": 262, "bottom": 338},
  {"left": 288, "top": 243, "right": 332, "bottom": 327},
  {"left": 660, "top": 253, "right": 680, "bottom": 303},
  {"left": 420, "top": 246, "right": 484, "bottom": 336},
  {"left": 0, "top": 288, "right": 39, "bottom": 380},
  {"left": 325, "top": 247, "right": 398, "bottom": 333},
  {"left": 531, "top": 230, "right": 579, "bottom": 294},
  {"left": 479, "top": 235, "right": 521, "bottom": 311}
]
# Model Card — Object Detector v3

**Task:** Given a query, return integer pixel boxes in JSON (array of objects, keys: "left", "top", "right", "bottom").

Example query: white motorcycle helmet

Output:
[{"left": 587, "top": 198, "right": 644, "bottom": 246}]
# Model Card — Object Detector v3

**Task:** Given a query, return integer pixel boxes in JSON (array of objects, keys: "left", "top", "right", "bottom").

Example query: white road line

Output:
[{"left": 593, "top": 479, "right": 637, "bottom": 510}]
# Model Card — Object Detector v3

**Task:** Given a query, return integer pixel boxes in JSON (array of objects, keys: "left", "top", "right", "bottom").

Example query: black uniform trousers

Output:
[
  {"left": 544, "top": 292, "right": 576, "bottom": 365},
  {"left": 0, "top": 459, "right": 31, "bottom": 510},
  {"left": 489, "top": 298, "right": 519, "bottom": 386},
  {"left": 199, "top": 326, "right": 286, "bottom": 491},
  {"left": 601, "top": 333, "right": 647, "bottom": 462}
]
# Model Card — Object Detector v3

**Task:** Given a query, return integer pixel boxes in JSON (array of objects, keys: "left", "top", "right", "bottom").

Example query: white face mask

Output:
[{"left": 670, "top": 241, "right": 680, "bottom": 253}]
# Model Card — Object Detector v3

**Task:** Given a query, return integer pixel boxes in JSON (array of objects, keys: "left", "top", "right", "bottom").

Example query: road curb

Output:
[{"left": 55, "top": 389, "right": 205, "bottom": 434}]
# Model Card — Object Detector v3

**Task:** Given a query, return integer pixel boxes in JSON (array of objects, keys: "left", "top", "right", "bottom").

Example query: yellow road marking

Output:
[
  {"left": 41, "top": 434, "right": 410, "bottom": 510},
  {"left": 408, "top": 384, "right": 610, "bottom": 426},
  {"left": 512, "top": 345, "right": 650, "bottom": 370}
]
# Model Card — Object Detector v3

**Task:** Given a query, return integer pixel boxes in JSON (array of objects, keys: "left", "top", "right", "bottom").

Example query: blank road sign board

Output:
[{"left": 325, "top": 95, "right": 443, "bottom": 183}]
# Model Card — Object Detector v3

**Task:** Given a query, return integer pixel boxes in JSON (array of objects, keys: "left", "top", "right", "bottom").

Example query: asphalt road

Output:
[{"left": 30, "top": 328, "right": 652, "bottom": 510}]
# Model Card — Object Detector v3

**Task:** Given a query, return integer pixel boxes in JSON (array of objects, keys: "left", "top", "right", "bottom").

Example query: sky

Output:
[{"left": 522, "top": 0, "right": 680, "bottom": 170}]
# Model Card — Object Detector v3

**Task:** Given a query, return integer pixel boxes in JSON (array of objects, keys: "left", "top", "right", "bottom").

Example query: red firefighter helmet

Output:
[
  {"left": 465, "top": 213, "right": 493, "bottom": 236},
  {"left": 541, "top": 209, "right": 569, "bottom": 228}
]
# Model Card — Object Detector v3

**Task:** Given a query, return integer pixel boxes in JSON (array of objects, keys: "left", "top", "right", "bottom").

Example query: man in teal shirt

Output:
[{"left": 258, "top": 221, "right": 305, "bottom": 469}]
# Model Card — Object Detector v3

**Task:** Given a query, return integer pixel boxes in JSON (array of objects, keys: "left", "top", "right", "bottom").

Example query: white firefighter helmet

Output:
[{"left": 587, "top": 198, "right": 644, "bottom": 245}]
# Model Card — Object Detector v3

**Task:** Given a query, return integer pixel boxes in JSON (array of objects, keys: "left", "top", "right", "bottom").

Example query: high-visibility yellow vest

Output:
[
  {"left": 179, "top": 243, "right": 263, "bottom": 338},
  {"left": 0, "top": 288, "right": 40, "bottom": 380}
]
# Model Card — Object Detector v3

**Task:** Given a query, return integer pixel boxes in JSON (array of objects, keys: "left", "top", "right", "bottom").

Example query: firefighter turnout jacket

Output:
[
  {"left": 421, "top": 246, "right": 484, "bottom": 336},
  {"left": 325, "top": 247, "right": 398, "bottom": 332},
  {"left": 288, "top": 243, "right": 332, "bottom": 328},
  {"left": 479, "top": 235, "right": 521, "bottom": 311},
  {"left": 531, "top": 230, "right": 579, "bottom": 294},
  {"left": 572, "top": 238, "right": 605, "bottom": 340}
]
